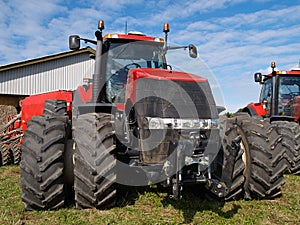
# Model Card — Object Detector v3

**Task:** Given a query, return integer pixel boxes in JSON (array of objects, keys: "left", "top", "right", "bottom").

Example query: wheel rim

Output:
[{"left": 236, "top": 126, "right": 251, "bottom": 190}]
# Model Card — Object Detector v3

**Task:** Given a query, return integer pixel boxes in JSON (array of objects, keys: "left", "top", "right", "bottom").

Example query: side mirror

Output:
[
  {"left": 189, "top": 44, "right": 197, "bottom": 58},
  {"left": 254, "top": 72, "right": 262, "bottom": 83},
  {"left": 69, "top": 35, "right": 80, "bottom": 50}
]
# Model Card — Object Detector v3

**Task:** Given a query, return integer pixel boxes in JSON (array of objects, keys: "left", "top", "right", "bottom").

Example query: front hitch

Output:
[{"left": 206, "top": 179, "right": 228, "bottom": 198}]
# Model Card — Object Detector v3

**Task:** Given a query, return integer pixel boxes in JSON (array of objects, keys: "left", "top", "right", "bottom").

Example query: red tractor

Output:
[
  {"left": 240, "top": 62, "right": 300, "bottom": 175},
  {"left": 19, "top": 21, "right": 286, "bottom": 210}
]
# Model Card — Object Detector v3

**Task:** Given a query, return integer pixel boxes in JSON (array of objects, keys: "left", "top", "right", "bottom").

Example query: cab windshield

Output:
[
  {"left": 105, "top": 40, "right": 165, "bottom": 103},
  {"left": 278, "top": 75, "right": 300, "bottom": 115}
]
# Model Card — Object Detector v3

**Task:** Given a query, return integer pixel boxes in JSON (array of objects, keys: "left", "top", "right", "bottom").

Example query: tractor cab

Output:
[
  {"left": 102, "top": 34, "right": 165, "bottom": 103},
  {"left": 69, "top": 21, "right": 197, "bottom": 107},
  {"left": 246, "top": 62, "right": 300, "bottom": 121}
]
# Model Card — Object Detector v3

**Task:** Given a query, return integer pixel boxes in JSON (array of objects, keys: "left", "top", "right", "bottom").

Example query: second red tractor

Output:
[{"left": 240, "top": 62, "right": 300, "bottom": 175}]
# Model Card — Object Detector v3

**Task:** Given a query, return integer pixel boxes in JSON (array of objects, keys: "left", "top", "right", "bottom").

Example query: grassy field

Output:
[{"left": 0, "top": 165, "right": 299, "bottom": 225}]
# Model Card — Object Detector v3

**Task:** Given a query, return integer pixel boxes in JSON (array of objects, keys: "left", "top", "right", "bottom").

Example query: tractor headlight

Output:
[
  {"left": 146, "top": 117, "right": 218, "bottom": 130},
  {"left": 180, "top": 119, "right": 200, "bottom": 129},
  {"left": 148, "top": 118, "right": 164, "bottom": 130},
  {"left": 182, "top": 120, "right": 193, "bottom": 128}
]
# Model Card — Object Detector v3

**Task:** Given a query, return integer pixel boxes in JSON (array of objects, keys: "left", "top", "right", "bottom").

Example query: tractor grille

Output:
[{"left": 134, "top": 78, "right": 218, "bottom": 119}]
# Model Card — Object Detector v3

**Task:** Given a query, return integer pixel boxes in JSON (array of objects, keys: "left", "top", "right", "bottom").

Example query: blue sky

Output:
[{"left": 1, "top": 0, "right": 300, "bottom": 112}]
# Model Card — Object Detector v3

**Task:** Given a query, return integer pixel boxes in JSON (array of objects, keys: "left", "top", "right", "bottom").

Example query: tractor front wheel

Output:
[
  {"left": 231, "top": 113, "right": 287, "bottom": 199},
  {"left": 73, "top": 113, "right": 117, "bottom": 209},
  {"left": 209, "top": 116, "right": 245, "bottom": 201}
]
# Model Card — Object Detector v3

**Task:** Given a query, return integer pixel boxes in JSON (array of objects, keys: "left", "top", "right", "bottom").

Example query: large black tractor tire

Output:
[
  {"left": 271, "top": 121, "right": 300, "bottom": 175},
  {"left": 73, "top": 113, "right": 117, "bottom": 209},
  {"left": 44, "top": 99, "right": 68, "bottom": 116},
  {"left": 20, "top": 116, "right": 69, "bottom": 210},
  {"left": 230, "top": 113, "right": 287, "bottom": 199},
  {"left": 44, "top": 98, "right": 74, "bottom": 202},
  {"left": 210, "top": 116, "right": 245, "bottom": 201}
]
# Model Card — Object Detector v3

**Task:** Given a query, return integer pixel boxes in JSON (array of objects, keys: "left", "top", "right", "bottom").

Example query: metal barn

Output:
[{"left": 0, "top": 47, "right": 95, "bottom": 108}]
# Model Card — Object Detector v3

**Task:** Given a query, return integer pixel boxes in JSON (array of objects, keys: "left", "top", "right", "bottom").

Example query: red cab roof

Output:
[
  {"left": 265, "top": 69, "right": 300, "bottom": 78},
  {"left": 104, "top": 33, "right": 164, "bottom": 43}
]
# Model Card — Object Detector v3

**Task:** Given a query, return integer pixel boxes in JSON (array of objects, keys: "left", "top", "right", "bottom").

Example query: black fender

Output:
[{"left": 242, "top": 106, "right": 257, "bottom": 116}]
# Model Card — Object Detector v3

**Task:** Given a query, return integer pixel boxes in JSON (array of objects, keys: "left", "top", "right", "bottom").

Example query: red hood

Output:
[{"left": 129, "top": 68, "right": 207, "bottom": 83}]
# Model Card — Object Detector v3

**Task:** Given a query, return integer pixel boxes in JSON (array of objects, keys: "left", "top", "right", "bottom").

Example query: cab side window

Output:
[{"left": 260, "top": 79, "right": 272, "bottom": 103}]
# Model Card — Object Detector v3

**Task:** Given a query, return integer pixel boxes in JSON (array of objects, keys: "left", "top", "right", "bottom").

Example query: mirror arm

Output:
[
  {"left": 162, "top": 46, "right": 186, "bottom": 57},
  {"left": 166, "top": 46, "right": 188, "bottom": 50},
  {"left": 79, "top": 38, "right": 97, "bottom": 45},
  {"left": 166, "top": 44, "right": 197, "bottom": 58}
]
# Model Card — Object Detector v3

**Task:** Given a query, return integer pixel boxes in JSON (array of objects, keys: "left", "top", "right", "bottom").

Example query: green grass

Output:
[{"left": 1, "top": 165, "right": 299, "bottom": 225}]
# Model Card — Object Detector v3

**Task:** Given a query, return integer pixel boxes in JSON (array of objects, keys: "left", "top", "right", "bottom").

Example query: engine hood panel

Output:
[{"left": 129, "top": 68, "right": 208, "bottom": 83}]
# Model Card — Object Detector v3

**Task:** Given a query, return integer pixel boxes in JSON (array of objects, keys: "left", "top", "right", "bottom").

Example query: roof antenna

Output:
[{"left": 125, "top": 21, "right": 128, "bottom": 34}]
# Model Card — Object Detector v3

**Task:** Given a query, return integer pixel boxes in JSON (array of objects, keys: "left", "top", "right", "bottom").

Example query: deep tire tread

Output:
[
  {"left": 74, "top": 113, "right": 117, "bottom": 209},
  {"left": 0, "top": 144, "right": 10, "bottom": 166},
  {"left": 44, "top": 99, "right": 68, "bottom": 116},
  {"left": 20, "top": 115, "right": 68, "bottom": 210},
  {"left": 209, "top": 115, "right": 245, "bottom": 201},
  {"left": 231, "top": 113, "right": 287, "bottom": 200},
  {"left": 272, "top": 121, "right": 300, "bottom": 175}
]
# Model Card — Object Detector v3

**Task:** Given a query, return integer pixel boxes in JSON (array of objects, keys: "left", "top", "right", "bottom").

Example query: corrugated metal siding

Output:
[{"left": 0, "top": 53, "right": 94, "bottom": 95}]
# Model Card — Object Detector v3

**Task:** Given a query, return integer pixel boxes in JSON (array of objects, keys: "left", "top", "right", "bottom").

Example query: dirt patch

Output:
[
  {"left": 0, "top": 105, "right": 17, "bottom": 126},
  {"left": 0, "top": 166, "right": 20, "bottom": 179}
]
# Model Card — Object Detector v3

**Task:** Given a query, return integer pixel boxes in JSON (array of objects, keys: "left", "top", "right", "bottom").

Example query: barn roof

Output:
[{"left": 0, "top": 47, "right": 95, "bottom": 72}]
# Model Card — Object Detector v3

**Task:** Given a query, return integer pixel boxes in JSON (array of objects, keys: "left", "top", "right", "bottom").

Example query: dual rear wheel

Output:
[
  {"left": 20, "top": 99, "right": 116, "bottom": 210},
  {"left": 223, "top": 113, "right": 287, "bottom": 200}
]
